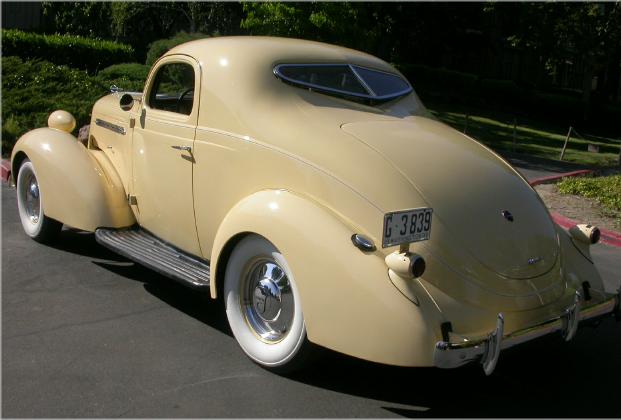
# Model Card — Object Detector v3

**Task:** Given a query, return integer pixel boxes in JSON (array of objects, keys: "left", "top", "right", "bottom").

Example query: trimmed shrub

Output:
[
  {"left": 145, "top": 31, "right": 209, "bottom": 66},
  {"left": 2, "top": 56, "right": 105, "bottom": 153},
  {"left": 1, "top": 57, "right": 150, "bottom": 155},
  {"left": 99, "top": 63, "right": 150, "bottom": 91},
  {"left": 2, "top": 29, "right": 135, "bottom": 72}
]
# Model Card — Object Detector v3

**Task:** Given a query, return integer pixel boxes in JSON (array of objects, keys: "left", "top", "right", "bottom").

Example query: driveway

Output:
[{"left": 2, "top": 180, "right": 620, "bottom": 417}]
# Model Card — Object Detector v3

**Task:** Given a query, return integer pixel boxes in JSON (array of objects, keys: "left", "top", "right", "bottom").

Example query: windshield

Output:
[{"left": 274, "top": 64, "right": 412, "bottom": 102}]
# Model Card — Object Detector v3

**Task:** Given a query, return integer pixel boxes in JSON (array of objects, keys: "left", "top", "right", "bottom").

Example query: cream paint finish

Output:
[
  {"left": 89, "top": 94, "right": 134, "bottom": 194},
  {"left": 209, "top": 189, "right": 442, "bottom": 366},
  {"left": 11, "top": 128, "right": 135, "bottom": 231},
  {"left": 13, "top": 37, "right": 615, "bottom": 367},
  {"left": 131, "top": 55, "right": 202, "bottom": 256}
]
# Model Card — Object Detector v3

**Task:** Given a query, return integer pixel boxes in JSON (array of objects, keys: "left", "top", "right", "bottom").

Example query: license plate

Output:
[{"left": 382, "top": 208, "right": 433, "bottom": 248}]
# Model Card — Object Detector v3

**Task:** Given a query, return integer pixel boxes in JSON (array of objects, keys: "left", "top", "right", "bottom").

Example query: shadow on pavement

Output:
[
  {"left": 51, "top": 228, "right": 127, "bottom": 261},
  {"left": 51, "top": 229, "right": 234, "bottom": 338},
  {"left": 48, "top": 227, "right": 621, "bottom": 417},
  {"left": 286, "top": 316, "right": 621, "bottom": 417},
  {"left": 500, "top": 151, "right": 589, "bottom": 174}
]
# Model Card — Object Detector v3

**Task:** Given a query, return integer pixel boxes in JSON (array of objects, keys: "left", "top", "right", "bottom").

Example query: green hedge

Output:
[
  {"left": 146, "top": 31, "right": 209, "bottom": 66},
  {"left": 98, "top": 63, "right": 150, "bottom": 91},
  {"left": 2, "top": 29, "right": 135, "bottom": 72},
  {"left": 1, "top": 57, "right": 148, "bottom": 154}
]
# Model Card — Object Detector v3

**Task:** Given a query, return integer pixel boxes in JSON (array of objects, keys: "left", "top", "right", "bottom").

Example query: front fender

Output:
[
  {"left": 11, "top": 128, "right": 135, "bottom": 231},
  {"left": 210, "top": 189, "right": 443, "bottom": 366}
]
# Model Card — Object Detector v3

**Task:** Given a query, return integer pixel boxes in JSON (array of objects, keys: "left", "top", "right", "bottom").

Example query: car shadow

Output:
[
  {"left": 50, "top": 230, "right": 620, "bottom": 417},
  {"left": 51, "top": 229, "right": 234, "bottom": 338},
  {"left": 94, "top": 260, "right": 234, "bottom": 338},
  {"left": 286, "top": 318, "right": 621, "bottom": 417},
  {"left": 51, "top": 228, "right": 127, "bottom": 261}
]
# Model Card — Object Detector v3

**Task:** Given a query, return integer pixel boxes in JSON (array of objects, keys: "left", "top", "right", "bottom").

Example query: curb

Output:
[
  {"left": 549, "top": 212, "right": 621, "bottom": 248},
  {"left": 528, "top": 169, "right": 621, "bottom": 248},
  {"left": 529, "top": 169, "right": 593, "bottom": 186},
  {"left": 1, "top": 159, "right": 10, "bottom": 183}
]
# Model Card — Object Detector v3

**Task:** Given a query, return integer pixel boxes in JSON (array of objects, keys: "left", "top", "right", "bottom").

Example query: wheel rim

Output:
[
  {"left": 241, "top": 258, "right": 295, "bottom": 343},
  {"left": 19, "top": 167, "right": 41, "bottom": 225}
]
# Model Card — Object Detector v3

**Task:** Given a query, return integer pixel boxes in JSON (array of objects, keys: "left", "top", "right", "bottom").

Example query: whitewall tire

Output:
[
  {"left": 224, "top": 234, "right": 311, "bottom": 371},
  {"left": 16, "top": 159, "right": 62, "bottom": 243}
]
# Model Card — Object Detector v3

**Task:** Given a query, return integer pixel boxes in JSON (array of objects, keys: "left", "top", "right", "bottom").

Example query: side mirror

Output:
[{"left": 120, "top": 93, "right": 134, "bottom": 111}]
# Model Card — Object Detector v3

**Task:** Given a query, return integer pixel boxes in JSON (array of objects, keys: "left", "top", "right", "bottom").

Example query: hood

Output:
[{"left": 341, "top": 117, "right": 559, "bottom": 281}]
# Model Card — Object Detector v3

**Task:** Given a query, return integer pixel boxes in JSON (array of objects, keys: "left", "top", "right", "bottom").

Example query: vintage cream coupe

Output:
[{"left": 11, "top": 37, "right": 620, "bottom": 374}]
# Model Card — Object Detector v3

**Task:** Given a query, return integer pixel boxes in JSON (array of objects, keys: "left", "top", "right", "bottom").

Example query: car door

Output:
[{"left": 131, "top": 55, "right": 202, "bottom": 256}]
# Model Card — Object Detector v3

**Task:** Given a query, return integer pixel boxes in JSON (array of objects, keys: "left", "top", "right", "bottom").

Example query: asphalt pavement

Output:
[{"left": 2, "top": 175, "right": 621, "bottom": 417}]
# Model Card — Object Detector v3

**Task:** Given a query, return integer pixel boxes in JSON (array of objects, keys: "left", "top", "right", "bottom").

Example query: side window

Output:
[{"left": 148, "top": 62, "right": 195, "bottom": 116}]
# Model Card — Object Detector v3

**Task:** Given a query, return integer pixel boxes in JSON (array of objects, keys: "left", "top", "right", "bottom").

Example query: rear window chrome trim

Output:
[{"left": 273, "top": 63, "right": 412, "bottom": 102}]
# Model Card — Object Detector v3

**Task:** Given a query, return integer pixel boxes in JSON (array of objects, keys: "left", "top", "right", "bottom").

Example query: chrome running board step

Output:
[{"left": 95, "top": 227, "right": 210, "bottom": 289}]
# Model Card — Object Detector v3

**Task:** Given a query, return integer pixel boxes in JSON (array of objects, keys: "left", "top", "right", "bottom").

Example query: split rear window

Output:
[{"left": 274, "top": 64, "right": 412, "bottom": 102}]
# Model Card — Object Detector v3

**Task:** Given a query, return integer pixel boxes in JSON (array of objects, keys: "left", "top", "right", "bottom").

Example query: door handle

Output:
[{"left": 171, "top": 145, "right": 192, "bottom": 152}]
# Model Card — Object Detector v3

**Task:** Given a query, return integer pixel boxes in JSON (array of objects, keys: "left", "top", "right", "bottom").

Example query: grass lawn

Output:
[
  {"left": 557, "top": 175, "right": 621, "bottom": 220},
  {"left": 426, "top": 101, "right": 621, "bottom": 167}
]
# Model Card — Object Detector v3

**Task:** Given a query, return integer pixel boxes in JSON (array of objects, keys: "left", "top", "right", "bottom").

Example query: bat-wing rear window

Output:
[{"left": 274, "top": 64, "right": 412, "bottom": 102}]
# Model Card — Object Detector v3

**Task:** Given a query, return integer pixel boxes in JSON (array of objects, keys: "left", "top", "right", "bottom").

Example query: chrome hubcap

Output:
[
  {"left": 20, "top": 171, "right": 41, "bottom": 224},
  {"left": 241, "top": 259, "right": 294, "bottom": 343}
]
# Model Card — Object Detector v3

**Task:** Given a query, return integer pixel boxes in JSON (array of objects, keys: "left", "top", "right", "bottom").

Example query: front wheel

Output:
[
  {"left": 16, "top": 159, "right": 62, "bottom": 243},
  {"left": 224, "top": 234, "right": 312, "bottom": 371}
]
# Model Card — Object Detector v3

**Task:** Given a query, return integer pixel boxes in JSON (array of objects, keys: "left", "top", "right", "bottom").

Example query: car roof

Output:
[{"left": 164, "top": 36, "right": 396, "bottom": 74}]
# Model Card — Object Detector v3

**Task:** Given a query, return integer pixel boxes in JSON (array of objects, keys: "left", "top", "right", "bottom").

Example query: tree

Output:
[
  {"left": 43, "top": 2, "right": 244, "bottom": 62},
  {"left": 486, "top": 3, "right": 621, "bottom": 119},
  {"left": 240, "top": 3, "right": 399, "bottom": 61},
  {"left": 41, "top": 2, "right": 113, "bottom": 38}
]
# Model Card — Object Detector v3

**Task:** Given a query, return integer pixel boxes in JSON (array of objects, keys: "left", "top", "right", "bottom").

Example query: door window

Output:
[{"left": 148, "top": 62, "right": 195, "bottom": 115}]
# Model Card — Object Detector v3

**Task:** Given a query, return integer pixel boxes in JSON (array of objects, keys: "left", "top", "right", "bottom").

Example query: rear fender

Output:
[
  {"left": 556, "top": 224, "right": 608, "bottom": 300},
  {"left": 11, "top": 128, "right": 135, "bottom": 231},
  {"left": 210, "top": 189, "right": 442, "bottom": 366}
]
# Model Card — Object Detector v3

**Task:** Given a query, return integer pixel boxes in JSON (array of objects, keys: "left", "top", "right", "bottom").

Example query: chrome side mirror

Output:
[{"left": 120, "top": 93, "right": 134, "bottom": 111}]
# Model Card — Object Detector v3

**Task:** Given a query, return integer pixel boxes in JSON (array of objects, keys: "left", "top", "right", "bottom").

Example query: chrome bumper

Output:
[{"left": 433, "top": 291, "right": 620, "bottom": 375}]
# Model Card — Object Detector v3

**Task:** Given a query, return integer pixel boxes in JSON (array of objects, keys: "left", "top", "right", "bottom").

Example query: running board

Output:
[{"left": 95, "top": 227, "right": 210, "bottom": 289}]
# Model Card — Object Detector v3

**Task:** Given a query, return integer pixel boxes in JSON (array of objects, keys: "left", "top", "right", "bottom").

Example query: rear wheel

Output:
[
  {"left": 224, "top": 234, "right": 312, "bottom": 372},
  {"left": 16, "top": 160, "right": 62, "bottom": 243}
]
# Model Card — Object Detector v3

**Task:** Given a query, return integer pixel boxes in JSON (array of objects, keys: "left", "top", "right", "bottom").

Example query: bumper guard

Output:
[{"left": 434, "top": 290, "right": 620, "bottom": 375}]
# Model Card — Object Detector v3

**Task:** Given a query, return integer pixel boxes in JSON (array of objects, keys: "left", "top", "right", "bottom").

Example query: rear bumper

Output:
[{"left": 433, "top": 290, "right": 620, "bottom": 375}]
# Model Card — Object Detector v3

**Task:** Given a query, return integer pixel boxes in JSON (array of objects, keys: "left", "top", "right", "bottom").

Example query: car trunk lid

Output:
[{"left": 341, "top": 117, "right": 559, "bottom": 280}]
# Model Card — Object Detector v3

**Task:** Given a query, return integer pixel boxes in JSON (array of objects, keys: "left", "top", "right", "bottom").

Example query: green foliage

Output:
[
  {"left": 107, "top": 2, "right": 243, "bottom": 59},
  {"left": 99, "top": 63, "right": 150, "bottom": 90},
  {"left": 1, "top": 56, "right": 149, "bottom": 155},
  {"left": 2, "top": 29, "right": 135, "bottom": 72},
  {"left": 558, "top": 175, "right": 621, "bottom": 214},
  {"left": 145, "top": 31, "right": 209, "bottom": 66},
  {"left": 41, "top": 2, "right": 114, "bottom": 39},
  {"left": 241, "top": 3, "right": 397, "bottom": 60}
]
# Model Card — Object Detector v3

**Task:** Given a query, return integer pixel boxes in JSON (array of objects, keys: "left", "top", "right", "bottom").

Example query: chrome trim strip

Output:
[
  {"left": 273, "top": 63, "right": 413, "bottom": 101},
  {"left": 433, "top": 293, "right": 619, "bottom": 373},
  {"left": 349, "top": 65, "right": 376, "bottom": 96},
  {"left": 95, "top": 118, "right": 126, "bottom": 135}
]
